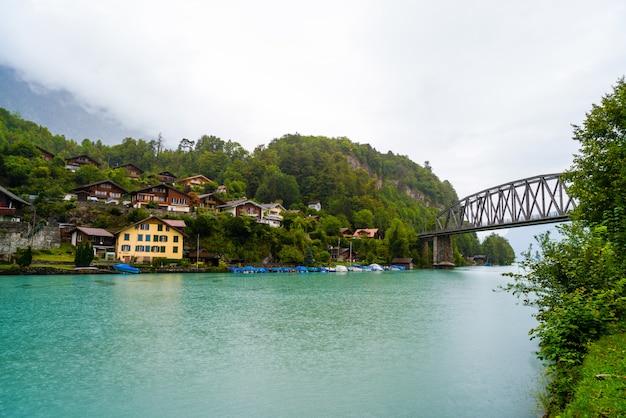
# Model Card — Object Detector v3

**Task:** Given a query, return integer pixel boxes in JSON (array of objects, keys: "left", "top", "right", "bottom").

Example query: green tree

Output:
[
  {"left": 304, "top": 246, "right": 315, "bottom": 267},
  {"left": 74, "top": 242, "right": 95, "bottom": 267},
  {"left": 564, "top": 77, "right": 626, "bottom": 227},
  {"left": 481, "top": 233, "right": 515, "bottom": 265},
  {"left": 15, "top": 246, "right": 33, "bottom": 267}
]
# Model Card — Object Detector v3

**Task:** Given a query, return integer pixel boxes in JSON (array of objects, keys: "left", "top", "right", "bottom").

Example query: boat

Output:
[{"left": 112, "top": 263, "right": 140, "bottom": 274}]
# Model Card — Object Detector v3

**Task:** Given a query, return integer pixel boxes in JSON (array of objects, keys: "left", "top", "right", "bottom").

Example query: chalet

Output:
[
  {"left": 153, "top": 171, "right": 177, "bottom": 183},
  {"left": 70, "top": 227, "right": 115, "bottom": 259},
  {"left": 339, "top": 228, "right": 354, "bottom": 238},
  {"left": 72, "top": 180, "right": 129, "bottom": 203},
  {"left": 116, "top": 163, "right": 144, "bottom": 179},
  {"left": 197, "top": 193, "right": 226, "bottom": 213},
  {"left": 130, "top": 184, "right": 192, "bottom": 213},
  {"left": 353, "top": 228, "right": 381, "bottom": 239},
  {"left": 176, "top": 174, "right": 213, "bottom": 188},
  {"left": 260, "top": 203, "right": 286, "bottom": 228},
  {"left": 0, "top": 185, "right": 30, "bottom": 222},
  {"left": 308, "top": 200, "right": 322, "bottom": 211},
  {"left": 216, "top": 185, "right": 227, "bottom": 194},
  {"left": 329, "top": 246, "right": 355, "bottom": 262},
  {"left": 65, "top": 155, "right": 101, "bottom": 172},
  {"left": 219, "top": 199, "right": 265, "bottom": 221},
  {"left": 35, "top": 145, "right": 55, "bottom": 162},
  {"left": 115, "top": 216, "right": 186, "bottom": 263}
]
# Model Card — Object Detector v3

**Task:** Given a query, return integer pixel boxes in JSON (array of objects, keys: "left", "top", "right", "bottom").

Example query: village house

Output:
[
  {"left": 72, "top": 180, "right": 129, "bottom": 203},
  {"left": 116, "top": 163, "right": 144, "bottom": 179},
  {"left": 197, "top": 192, "right": 226, "bottom": 213},
  {"left": 260, "top": 203, "right": 286, "bottom": 228},
  {"left": 130, "top": 184, "right": 192, "bottom": 212},
  {"left": 70, "top": 227, "right": 116, "bottom": 259},
  {"left": 175, "top": 174, "right": 213, "bottom": 188},
  {"left": 35, "top": 145, "right": 55, "bottom": 162},
  {"left": 0, "top": 185, "right": 30, "bottom": 222},
  {"left": 353, "top": 228, "right": 381, "bottom": 239},
  {"left": 152, "top": 171, "right": 177, "bottom": 183},
  {"left": 65, "top": 155, "right": 101, "bottom": 172},
  {"left": 339, "top": 227, "right": 354, "bottom": 238},
  {"left": 115, "top": 216, "right": 186, "bottom": 263},
  {"left": 308, "top": 200, "right": 322, "bottom": 211},
  {"left": 219, "top": 199, "right": 265, "bottom": 221}
]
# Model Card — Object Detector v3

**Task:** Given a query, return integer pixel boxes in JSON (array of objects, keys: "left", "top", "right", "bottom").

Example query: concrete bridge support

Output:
[{"left": 433, "top": 235, "right": 454, "bottom": 268}]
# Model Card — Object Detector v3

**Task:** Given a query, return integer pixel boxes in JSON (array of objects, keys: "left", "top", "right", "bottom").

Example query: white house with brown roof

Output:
[{"left": 70, "top": 227, "right": 116, "bottom": 259}]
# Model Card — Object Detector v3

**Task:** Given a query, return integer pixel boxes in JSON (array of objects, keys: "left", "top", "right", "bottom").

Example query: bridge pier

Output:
[{"left": 433, "top": 235, "right": 454, "bottom": 268}]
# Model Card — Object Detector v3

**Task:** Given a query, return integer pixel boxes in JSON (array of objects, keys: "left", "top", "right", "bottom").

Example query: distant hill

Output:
[{"left": 0, "top": 65, "right": 147, "bottom": 143}]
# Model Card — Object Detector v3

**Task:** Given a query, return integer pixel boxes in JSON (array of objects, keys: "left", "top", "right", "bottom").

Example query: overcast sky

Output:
[{"left": 0, "top": 1, "right": 624, "bottom": 199}]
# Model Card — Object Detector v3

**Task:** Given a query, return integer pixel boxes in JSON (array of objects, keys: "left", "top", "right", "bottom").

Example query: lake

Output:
[{"left": 0, "top": 267, "right": 542, "bottom": 417}]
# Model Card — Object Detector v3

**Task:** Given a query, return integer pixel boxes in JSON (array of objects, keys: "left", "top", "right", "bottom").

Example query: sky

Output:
[{"left": 0, "top": 0, "right": 625, "bottom": 200}]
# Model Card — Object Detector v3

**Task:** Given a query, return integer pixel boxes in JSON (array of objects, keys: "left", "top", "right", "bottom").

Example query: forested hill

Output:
[{"left": 0, "top": 107, "right": 456, "bottom": 234}]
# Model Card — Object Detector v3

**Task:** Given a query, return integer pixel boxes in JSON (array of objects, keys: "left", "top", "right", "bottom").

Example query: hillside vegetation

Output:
[{"left": 0, "top": 107, "right": 511, "bottom": 265}]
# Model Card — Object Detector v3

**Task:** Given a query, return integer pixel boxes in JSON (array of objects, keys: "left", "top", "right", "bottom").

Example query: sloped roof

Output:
[
  {"left": 75, "top": 227, "right": 114, "bottom": 237},
  {"left": 115, "top": 215, "right": 188, "bottom": 237},
  {"left": 72, "top": 180, "right": 129, "bottom": 194},
  {"left": 163, "top": 219, "right": 186, "bottom": 228},
  {"left": 0, "top": 184, "right": 30, "bottom": 206}
]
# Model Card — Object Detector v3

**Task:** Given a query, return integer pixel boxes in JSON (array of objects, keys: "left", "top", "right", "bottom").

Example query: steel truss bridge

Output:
[{"left": 420, "top": 173, "right": 577, "bottom": 266}]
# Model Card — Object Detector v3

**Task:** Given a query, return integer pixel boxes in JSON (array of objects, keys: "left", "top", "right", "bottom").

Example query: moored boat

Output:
[{"left": 112, "top": 263, "right": 140, "bottom": 274}]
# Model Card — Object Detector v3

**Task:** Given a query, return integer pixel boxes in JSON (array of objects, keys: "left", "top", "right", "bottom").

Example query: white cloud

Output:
[{"left": 0, "top": 0, "right": 625, "bottom": 198}]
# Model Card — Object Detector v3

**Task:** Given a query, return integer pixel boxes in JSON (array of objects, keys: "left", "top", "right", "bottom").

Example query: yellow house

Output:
[{"left": 115, "top": 216, "right": 186, "bottom": 263}]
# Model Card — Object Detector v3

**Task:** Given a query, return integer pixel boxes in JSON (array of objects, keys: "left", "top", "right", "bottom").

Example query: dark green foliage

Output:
[
  {"left": 0, "top": 107, "right": 460, "bottom": 265},
  {"left": 74, "top": 242, "right": 94, "bottom": 267},
  {"left": 304, "top": 246, "right": 315, "bottom": 267},
  {"left": 503, "top": 79, "right": 626, "bottom": 415},
  {"left": 14, "top": 246, "right": 32, "bottom": 267},
  {"left": 481, "top": 233, "right": 515, "bottom": 265}
]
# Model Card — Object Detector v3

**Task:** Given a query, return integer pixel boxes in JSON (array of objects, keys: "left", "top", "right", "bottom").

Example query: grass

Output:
[
  {"left": 31, "top": 242, "right": 75, "bottom": 263},
  {"left": 559, "top": 326, "right": 626, "bottom": 417}
]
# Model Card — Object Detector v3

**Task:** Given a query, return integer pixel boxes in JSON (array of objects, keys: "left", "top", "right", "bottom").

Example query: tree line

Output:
[{"left": 0, "top": 108, "right": 514, "bottom": 266}]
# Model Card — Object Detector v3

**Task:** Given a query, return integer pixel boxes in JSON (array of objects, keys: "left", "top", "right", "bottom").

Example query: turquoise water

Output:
[{"left": 0, "top": 267, "right": 542, "bottom": 417}]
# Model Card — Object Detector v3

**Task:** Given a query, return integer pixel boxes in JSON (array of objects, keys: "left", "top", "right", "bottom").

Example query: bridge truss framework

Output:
[{"left": 420, "top": 173, "right": 577, "bottom": 266}]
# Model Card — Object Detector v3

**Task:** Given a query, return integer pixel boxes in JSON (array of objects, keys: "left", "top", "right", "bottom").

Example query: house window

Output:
[
  {"left": 138, "top": 234, "right": 143, "bottom": 241},
  {"left": 145, "top": 246, "right": 150, "bottom": 252},
  {"left": 135, "top": 245, "right": 144, "bottom": 252},
  {"left": 121, "top": 245, "right": 131, "bottom": 251},
  {"left": 151, "top": 246, "right": 160, "bottom": 252},
  {"left": 124, "top": 233, "right": 130, "bottom": 241},
  {"left": 160, "top": 246, "right": 166, "bottom": 253},
  {"left": 173, "top": 246, "right": 178, "bottom": 253},
  {"left": 146, "top": 235, "right": 151, "bottom": 242},
  {"left": 140, "top": 224, "right": 150, "bottom": 230},
  {"left": 166, "top": 226, "right": 170, "bottom": 232},
  {"left": 158, "top": 224, "right": 163, "bottom": 231},
  {"left": 77, "top": 235, "right": 83, "bottom": 242},
  {"left": 153, "top": 234, "right": 158, "bottom": 242},
  {"left": 173, "top": 236, "right": 179, "bottom": 243},
  {"left": 159, "top": 236, "right": 168, "bottom": 242}
]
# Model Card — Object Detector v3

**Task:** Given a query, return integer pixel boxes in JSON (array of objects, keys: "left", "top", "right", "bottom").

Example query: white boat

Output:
[
  {"left": 334, "top": 265, "right": 348, "bottom": 272},
  {"left": 368, "top": 263, "right": 384, "bottom": 271}
]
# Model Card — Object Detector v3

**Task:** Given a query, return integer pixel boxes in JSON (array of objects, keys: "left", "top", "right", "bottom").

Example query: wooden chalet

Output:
[
  {"left": 70, "top": 227, "right": 116, "bottom": 259},
  {"left": 36, "top": 145, "right": 55, "bottom": 161},
  {"left": 197, "top": 193, "right": 226, "bottom": 213},
  {"left": 353, "top": 228, "right": 381, "bottom": 239},
  {"left": 219, "top": 199, "right": 266, "bottom": 222},
  {"left": 176, "top": 174, "right": 213, "bottom": 188},
  {"left": 0, "top": 185, "right": 30, "bottom": 222},
  {"left": 72, "top": 180, "right": 129, "bottom": 202},
  {"left": 116, "top": 163, "right": 144, "bottom": 178},
  {"left": 65, "top": 154, "right": 101, "bottom": 172},
  {"left": 130, "top": 184, "right": 192, "bottom": 213},
  {"left": 152, "top": 171, "right": 177, "bottom": 183}
]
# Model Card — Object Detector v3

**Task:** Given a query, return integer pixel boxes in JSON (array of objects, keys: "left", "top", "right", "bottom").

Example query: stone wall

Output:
[{"left": 0, "top": 221, "right": 60, "bottom": 256}]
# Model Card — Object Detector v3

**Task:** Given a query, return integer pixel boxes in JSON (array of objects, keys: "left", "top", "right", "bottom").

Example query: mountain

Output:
[{"left": 0, "top": 65, "right": 147, "bottom": 143}]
